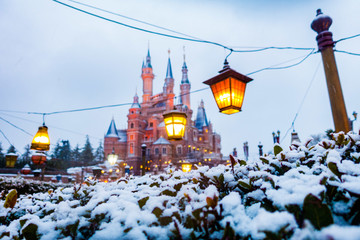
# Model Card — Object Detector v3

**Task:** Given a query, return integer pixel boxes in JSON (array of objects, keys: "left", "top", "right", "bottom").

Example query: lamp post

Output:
[
  {"left": 311, "top": 9, "right": 350, "bottom": 133},
  {"left": 141, "top": 144, "right": 146, "bottom": 176},
  {"left": 243, "top": 142, "right": 249, "bottom": 161},
  {"left": 272, "top": 131, "right": 280, "bottom": 144},
  {"left": 258, "top": 142, "right": 263, "bottom": 156},
  {"left": 349, "top": 111, "right": 357, "bottom": 131}
]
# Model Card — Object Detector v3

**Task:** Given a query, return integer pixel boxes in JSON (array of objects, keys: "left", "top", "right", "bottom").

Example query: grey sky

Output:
[{"left": 0, "top": 0, "right": 359, "bottom": 159}]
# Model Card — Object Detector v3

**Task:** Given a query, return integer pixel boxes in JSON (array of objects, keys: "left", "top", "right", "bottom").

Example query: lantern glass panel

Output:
[
  {"left": 230, "top": 77, "right": 246, "bottom": 109},
  {"left": 5, "top": 154, "right": 17, "bottom": 168},
  {"left": 164, "top": 112, "right": 187, "bottom": 140},
  {"left": 31, "top": 126, "right": 50, "bottom": 151}
]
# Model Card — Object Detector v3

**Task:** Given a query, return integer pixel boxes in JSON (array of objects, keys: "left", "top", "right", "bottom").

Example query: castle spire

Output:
[
  {"left": 166, "top": 50, "right": 173, "bottom": 79},
  {"left": 131, "top": 92, "right": 141, "bottom": 109},
  {"left": 145, "top": 48, "right": 152, "bottom": 68},
  {"left": 181, "top": 50, "right": 190, "bottom": 84}
]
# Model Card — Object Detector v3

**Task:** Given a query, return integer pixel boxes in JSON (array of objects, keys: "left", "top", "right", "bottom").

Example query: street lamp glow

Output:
[
  {"left": 163, "top": 110, "right": 187, "bottom": 140},
  {"left": 203, "top": 62, "right": 253, "bottom": 115},
  {"left": 107, "top": 149, "right": 118, "bottom": 166},
  {"left": 182, "top": 163, "right": 192, "bottom": 173}
]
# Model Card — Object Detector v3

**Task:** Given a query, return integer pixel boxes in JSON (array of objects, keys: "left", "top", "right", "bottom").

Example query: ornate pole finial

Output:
[
  {"left": 183, "top": 46, "right": 186, "bottom": 62},
  {"left": 168, "top": 49, "right": 171, "bottom": 57}
]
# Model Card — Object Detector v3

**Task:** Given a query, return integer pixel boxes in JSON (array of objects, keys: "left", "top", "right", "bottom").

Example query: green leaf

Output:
[
  {"left": 327, "top": 162, "right": 343, "bottom": 180},
  {"left": 260, "top": 157, "right": 269, "bottom": 164},
  {"left": 274, "top": 144, "right": 283, "bottom": 156},
  {"left": 303, "top": 194, "right": 333, "bottom": 230},
  {"left": 152, "top": 207, "right": 163, "bottom": 218},
  {"left": 22, "top": 223, "right": 39, "bottom": 240},
  {"left": 238, "top": 159, "right": 247, "bottom": 166},
  {"left": 138, "top": 196, "right": 149, "bottom": 209},
  {"left": 160, "top": 189, "right": 177, "bottom": 197},
  {"left": 4, "top": 189, "right": 17, "bottom": 209},
  {"left": 158, "top": 216, "right": 172, "bottom": 226},
  {"left": 238, "top": 181, "right": 251, "bottom": 190},
  {"left": 174, "top": 183, "right": 183, "bottom": 192}
]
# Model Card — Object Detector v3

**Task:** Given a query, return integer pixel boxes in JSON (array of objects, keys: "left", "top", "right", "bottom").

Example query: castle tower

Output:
[
  {"left": 164, "top": 52, "right": 175, "bottom": 110},
  {"left": 141, "top": 49, "right": 154, "bottom": 103},
  {"left": 180, "top": 54, "right": 191, "bottom": 109},
  {"left": 127, "top": 93, "right": 144, "bottom": 160}
]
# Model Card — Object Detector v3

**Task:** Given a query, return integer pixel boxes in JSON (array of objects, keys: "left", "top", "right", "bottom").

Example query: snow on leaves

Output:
[{"left": 0, "top": 131, "right": 360, "bottom": 239}]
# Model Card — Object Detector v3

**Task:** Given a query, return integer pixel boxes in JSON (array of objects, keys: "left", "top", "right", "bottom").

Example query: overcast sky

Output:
[{"left": 0, "top": 0, "right": 359, "bottom": 159}]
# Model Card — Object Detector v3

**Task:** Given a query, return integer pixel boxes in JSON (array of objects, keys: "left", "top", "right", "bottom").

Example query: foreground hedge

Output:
[{"left": 1, "top": 132, "right": 360, "bottom": 239}]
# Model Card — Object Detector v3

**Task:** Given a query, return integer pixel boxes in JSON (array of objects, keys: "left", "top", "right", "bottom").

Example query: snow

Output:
[{"left": 0, "top": 132, "right": 360, "bottom": 239}]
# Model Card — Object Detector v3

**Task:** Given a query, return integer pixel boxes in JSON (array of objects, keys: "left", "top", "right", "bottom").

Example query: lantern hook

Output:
[
  {"left": 224, "top": 48, "right": 233, "bottom": 68},
  {"left": 42, "top": 114, "right": 46, "bottom": 126}
]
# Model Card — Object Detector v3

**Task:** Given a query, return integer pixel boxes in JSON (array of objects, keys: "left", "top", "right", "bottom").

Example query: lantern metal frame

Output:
[
  {"left": 163, "top": 110, "right": 187, "bottom": 141},
  {"left": 203, "top": 63, "right": 253, "bottom": 115}
]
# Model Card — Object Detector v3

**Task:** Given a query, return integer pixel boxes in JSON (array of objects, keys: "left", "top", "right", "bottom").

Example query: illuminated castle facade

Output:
[{"left": 104, "top": 50, "right": 221, "bottom": 175}]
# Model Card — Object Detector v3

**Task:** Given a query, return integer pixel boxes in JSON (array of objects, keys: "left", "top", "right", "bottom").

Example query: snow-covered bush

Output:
[
  {"left": 0, "top": 177, "right": 69, "bottom": 197},
  {"left": 1, "top": 132, "right": 360, "bottom": 239}
]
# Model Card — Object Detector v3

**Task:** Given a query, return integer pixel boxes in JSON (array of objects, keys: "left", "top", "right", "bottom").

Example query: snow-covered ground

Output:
[{"left": 1, "top": 132, "right": 360, "bottom": 239}]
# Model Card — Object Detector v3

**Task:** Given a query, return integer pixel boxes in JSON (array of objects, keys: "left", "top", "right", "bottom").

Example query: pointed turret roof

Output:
[
  {"left": 131, "top": 93, "right": 141, "bottom": 109},
  {"left": 195, "top": 100, "right": 209, "bottom": 130},
  {"left": 166, "top": 57, "right": 173, "bottom": 79},
  {"left": 145, "top": 49, "right": 152, "bottom": 68},
  {"left": 181, "top": 59, "right": 190, "bottom": 84},
  {"left": 106, "top": 118, "right": 119, "bottom": 138}
]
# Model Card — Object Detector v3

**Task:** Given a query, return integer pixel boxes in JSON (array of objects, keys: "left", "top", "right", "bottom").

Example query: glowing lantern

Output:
[
  {"left": 203, "top": 62, "right": 253, "bottom": 115},
  {"left": 107, "top": 149, "right": 118, "bottom": 166},
  {"left": 31, "top": 125, "right": 50, "bottom": 151},
  {"left": 182, "top": 163, "right": 192, "bottom": 173},
  {"left": 31, "top": 152, "right": 47, "bottom": 165},
  {"left": 163, "top": 110, "right": 187, "bottom": 140},
  {"left": 5, "top": 153, "right": 18, "bottom": 168}
]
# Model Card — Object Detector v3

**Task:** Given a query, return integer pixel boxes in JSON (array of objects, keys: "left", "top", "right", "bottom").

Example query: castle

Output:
[{"left": 104, "top": 50, "right": 222, "bottom": 175}]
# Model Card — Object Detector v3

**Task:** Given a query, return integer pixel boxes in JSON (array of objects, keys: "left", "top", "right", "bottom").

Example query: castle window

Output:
[
  {"left": 162, "top": 147, "right": 167, "bottom": 155},
  {"left": 131, "top": 111, "right": 134, "bottom": 114},
  {"left": 147, "top": 149, "right": 150, "bottom": 156},
  {"left": 130, "top": 123, "right": 134, "bottom": 129},
  {"left": 130, "top": 135, "right": 134, "bottom": 140},
  {"left": 150, "top": 122, "right": 153, "bottom": 127},
  {"left": 177, "top": 146, "right": 182, "bottom": 155},
  {"left": 155, "top": 148, "right": 159, "bottom": 155},
  {"left": 199, "top": 137, "right": 202, "bottom": 141},
  {"left": 188, "top": 146, "right": 191, "bottom": 153},
  {"left": 130, "top": 143, "right": 134, "bottom": 155}
]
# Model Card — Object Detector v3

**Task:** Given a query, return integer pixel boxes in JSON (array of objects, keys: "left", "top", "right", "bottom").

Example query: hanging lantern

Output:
[
  {"left": 203, "top": 62, "right": 253, "bottom": 115},
  {"left": 31, "top": 125, "right": 50, "bottom": 151},
  {"left": 163, "top": 110, "right": 187, "bottom": 140},
  {"left": 21, "top": 164, "right": 32, "bottom": 175},
  {"left": 107, "top": 149, "right": 118, "bottom": 166},
  {"left": 5, "top": 153, "right": 18, "bottom": 168},
  {"left": 182, "top": 163, "right": 192, "bottom": 173},
  {"left": 31, "top": 152, "right": 47, "bottom": 165}
]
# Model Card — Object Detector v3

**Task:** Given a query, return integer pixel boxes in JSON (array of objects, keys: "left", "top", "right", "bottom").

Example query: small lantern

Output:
[
  {"left": 203, "top": 62, "right": 253, "bottom": 114},
  {"left": 163, "top": 110, "right": 187, "bottom": 140},
  {"left": 31, "top": 152, "right": 47, "bottom": 165},
  {"left": 31, "top": 125, "right": 50, "bottom": 151},
  {"left": 182, "top": 163, "right": 192, "bottom": 172},
  {"left": 92, "top": 167, "right": 102, "bottom": 179},
  {"left": 21, "top": 164, "right": 32, "bottom": 175},
  {"left": 107, "top": 149, "right": 118, "bottom": 166},
  {"left": 5, "top": 153, "right": 18, "bottom": 168}
]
